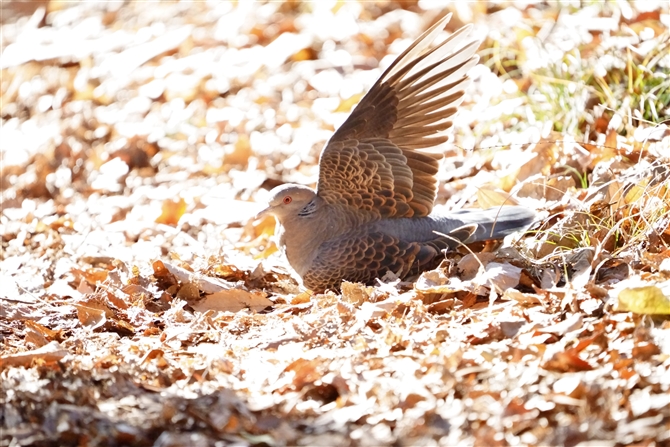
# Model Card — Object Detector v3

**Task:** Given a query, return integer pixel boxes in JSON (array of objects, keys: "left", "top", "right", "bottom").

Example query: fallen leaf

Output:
[
  {"left": 502, "top": 288, "right": 544, "bottom": 306},
  {"left": 155, "top": 198, "right": 187, "bottom": 226},
  {"left": 617, "top": 285, "right": 670, "bottom": 314},
  {"left": 162, "top": 261, "right": 272, "bottom": 312},
  {"left": 191, "top": 288, "right": 272, "bottom": 313},
  {"left": 543, "top": 349, "right": 594, "bottom": 372},
  {"left": 1, "top": 341, "right": 68, "bottom": 369},
  {"left": 74, "top": 303, "right": 108, "bottom": 329},
  {"left": 476, "top": 262, "right": 522, "bottom": 292},
  {"left": 538, "top": 313, "right": 583, "bottom": 336},
  {"left": 476, "top": 187, "right": 519, "bottom": 208}
]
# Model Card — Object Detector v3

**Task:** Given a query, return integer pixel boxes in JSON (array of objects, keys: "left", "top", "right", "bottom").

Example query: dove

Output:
[{"left": 256, "top": 14, "right": 535, "bottom": 292}]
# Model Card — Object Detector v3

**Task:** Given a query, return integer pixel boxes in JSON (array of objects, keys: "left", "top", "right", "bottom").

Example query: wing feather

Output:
[{"left": 316, "top": 14, "right": 480, "bottom": 218}]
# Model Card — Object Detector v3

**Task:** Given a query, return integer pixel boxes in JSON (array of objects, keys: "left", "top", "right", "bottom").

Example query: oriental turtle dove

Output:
[{"left": 256, "top": 14, "right": 535, "bottom": 292}]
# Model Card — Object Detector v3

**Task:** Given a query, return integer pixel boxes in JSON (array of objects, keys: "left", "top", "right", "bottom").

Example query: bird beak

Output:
[{"left": 254, "top": 205, "right": 272, "bottom": 221}]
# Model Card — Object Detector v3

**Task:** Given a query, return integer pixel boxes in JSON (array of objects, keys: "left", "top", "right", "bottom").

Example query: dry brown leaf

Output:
[
  {"left": 74, "top": 303, "right": 108, "bottom": 329},
  {"left": 340, "top": 281, "right": 373, "bottom": 305},
  {"left": 537, "top": 312, "right": 583, "bottom": 336},
  {"left": 458, "top": 253, "right": 496, "bottom": 280},
  {"left": 415, "top": 270, "right": 472, "bottom": 294},
  {"left": 162, "top": 261, "right": 271, "bottom": 312},
  {"left": 586, "top": 129, "right": 618, "bottom": 168},
  {"left": 517, "top": 175, "right": 576, "bottom": 201},
  {"left": 1, "top": 341, "right": 68, "bottom": 369},
  {"left": 24, "top": 320, "right": 63, "bottom": 343},
  {"left": 191, "top": 288, "right": 271, "bottom": 313},
  {"left": 475, "top": 262, "right": 522, "bottom": 292},
  {"left": 543, "top": 349, "right": 594, "bottom": 372},
  {"left": 502, "top": 288, "right": 544, "bottom": 306}
]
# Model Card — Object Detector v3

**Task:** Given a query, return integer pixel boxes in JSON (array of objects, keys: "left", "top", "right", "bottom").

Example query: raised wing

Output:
[{"left": 316, "top": 14, "right": 480, "bottom": 218}]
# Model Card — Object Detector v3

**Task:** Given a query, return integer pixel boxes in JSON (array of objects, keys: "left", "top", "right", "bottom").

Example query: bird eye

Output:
[{"left": 283, "top": 196, "right": 292, "bottom": 204}]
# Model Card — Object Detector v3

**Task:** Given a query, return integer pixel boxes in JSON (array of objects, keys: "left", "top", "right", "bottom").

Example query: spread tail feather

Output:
[
  {"left": 378, "top": 206, "right": 536, "bottom": 246},
  {"left": 439, "top": 206, "right": 536, "bottom": 243}
]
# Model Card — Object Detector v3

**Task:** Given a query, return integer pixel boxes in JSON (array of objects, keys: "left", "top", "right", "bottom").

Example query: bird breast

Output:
[{"left": 279, "top": 209, "right": 344, "bottom": 276}]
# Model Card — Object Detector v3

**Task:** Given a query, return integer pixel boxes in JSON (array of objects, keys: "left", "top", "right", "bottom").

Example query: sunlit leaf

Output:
[
  {"left": 155, "top": 198, "right": 187, "bottom": 226},
  {"left": 617, "top": 285, "right": 670, "bottom": 314}
]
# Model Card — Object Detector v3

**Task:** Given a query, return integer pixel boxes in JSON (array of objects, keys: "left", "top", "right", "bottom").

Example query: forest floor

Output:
[{"left": 2, "top": 1, "right": 670, "bottom": 446}]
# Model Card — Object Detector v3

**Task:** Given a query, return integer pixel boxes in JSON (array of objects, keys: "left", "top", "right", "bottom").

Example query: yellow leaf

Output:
[
  {"left": 290, "top": 47, "right": 317, "bottom": 62},
  {"left": 334, "top": 93, "right": 363, "bottom": 113},
  {"left": 585, "top": 137, "right": 617, "bottom": 169},
  {"left": 498, "top": 168, "right": 521, "bottom": 192},
  {"left": 617, "top": 286, "right": 670, "bottom": 314},
  {"left": 254, "top": 242, "right": 278, "bottom": 260},
  {"left": 254, "top": 214, "right": 276, "bottom": 237},
  {"left": 624, "top": 178, "right": 649, "bottom": 204},
  {"left": 225, "top": 134, "right": 252, "bottom": 166},
  {"left": 331, "top": 0, "right": 345, "bottom": 14},
  {"left": 477, "top": 187, "right": 519, "bottom": 208},
  {"left": 155, "top": 198, "right": 187, "bottom": 226},
  {"left": 606, "top": 180, "right": 625, "bottom": 210}
]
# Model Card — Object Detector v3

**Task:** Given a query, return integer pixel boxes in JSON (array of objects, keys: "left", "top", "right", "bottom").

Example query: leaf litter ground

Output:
[{"left": 1, "top": 1, "right": 670, "bottom": 446}]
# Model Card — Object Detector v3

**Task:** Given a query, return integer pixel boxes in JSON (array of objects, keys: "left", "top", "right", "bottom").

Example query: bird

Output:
[{"left": 256, "top": 14, "right": 535, "bottom": 292}]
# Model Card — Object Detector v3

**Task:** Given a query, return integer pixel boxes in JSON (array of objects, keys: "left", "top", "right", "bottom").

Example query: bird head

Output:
[{"left": 255, "top": 184, "right": 317, "bottom": 222}]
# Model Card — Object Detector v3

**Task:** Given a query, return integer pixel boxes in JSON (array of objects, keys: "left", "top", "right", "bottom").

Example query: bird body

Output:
[{"left": 256, "top": 15, "right": 535, "bottom": 292}]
